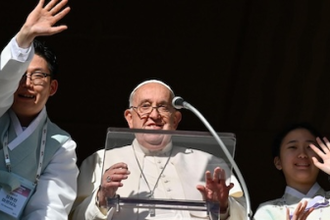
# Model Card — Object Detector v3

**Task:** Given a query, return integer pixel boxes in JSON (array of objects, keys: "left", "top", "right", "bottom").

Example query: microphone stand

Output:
[{"left": 179, "top": 101, "right": 253, "bottom": 220}]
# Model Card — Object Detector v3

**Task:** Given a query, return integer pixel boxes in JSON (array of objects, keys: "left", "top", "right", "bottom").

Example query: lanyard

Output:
[{"left": 2, "top": 120, "right": 48, "bottom": 185}]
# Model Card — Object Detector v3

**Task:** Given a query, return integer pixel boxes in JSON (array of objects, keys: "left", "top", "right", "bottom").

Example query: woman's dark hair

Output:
[
  {"left": 33, "top": 39, "right": 58, "bottom": 79},
  {"left": 271, "top": 122, "right": 322, "bottom": 159}
]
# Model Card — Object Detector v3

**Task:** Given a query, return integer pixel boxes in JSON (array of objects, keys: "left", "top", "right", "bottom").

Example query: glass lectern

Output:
[{"left": 101, "top": 127, "right": 239, "bottom": 220}]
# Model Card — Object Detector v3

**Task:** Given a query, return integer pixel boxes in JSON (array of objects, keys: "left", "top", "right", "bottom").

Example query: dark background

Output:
[{"left": 1, "top": 0, "right": 330, "bottom": 214}]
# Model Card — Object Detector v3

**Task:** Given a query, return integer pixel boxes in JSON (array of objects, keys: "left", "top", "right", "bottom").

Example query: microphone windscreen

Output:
[{"left": 172, "top": 96, "right": 185, "bottom": 109}]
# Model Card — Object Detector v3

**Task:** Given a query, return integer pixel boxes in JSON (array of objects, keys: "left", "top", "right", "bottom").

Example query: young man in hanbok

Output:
[{"left": 0, "top": 0, "right": 78, "bottom": 219}]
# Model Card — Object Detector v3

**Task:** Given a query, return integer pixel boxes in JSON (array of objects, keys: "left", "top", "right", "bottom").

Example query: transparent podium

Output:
[{"left": 102, "top": 127, "right": 239, "bottom": 220}]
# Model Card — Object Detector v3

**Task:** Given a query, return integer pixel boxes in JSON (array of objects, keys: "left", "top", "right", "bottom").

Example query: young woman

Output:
[{"left": 253, "top": 123, "right": 330, "bottom": 220}]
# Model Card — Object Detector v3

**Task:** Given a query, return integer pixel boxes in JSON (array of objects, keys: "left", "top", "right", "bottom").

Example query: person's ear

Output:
[
  {"left": 124, "top": 109, "right": 133, "bottom": 128},
  {"left": 49, "top": 79, "right": 58, "bottom": 96},
  {"left": 274, "top": 156, "right": 282, "bottom": 170},
  {"left": 172, "top": 110, "right": 182, "bottom": 129}
]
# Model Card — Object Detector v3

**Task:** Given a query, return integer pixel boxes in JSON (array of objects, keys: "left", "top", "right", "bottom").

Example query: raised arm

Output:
[{"left": 0, "top": 0, "right": 71, "bottom": 116}]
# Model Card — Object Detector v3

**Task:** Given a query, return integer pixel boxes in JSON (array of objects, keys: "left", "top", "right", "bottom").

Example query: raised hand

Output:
[
  {"left": 196, "top": 167, "right": 234, "bottom": 213},
  {"left": 97, "top": 162, "right": 130, "bottom": 207},
  {"left": 17, "top": 0, "right": 71, "bottom": 48},
  {"left": 310, "top": 137, "right": 330, "bottom": 175},
  {"left": 287, "top": 200, "right": 314, "bottom": 220}
]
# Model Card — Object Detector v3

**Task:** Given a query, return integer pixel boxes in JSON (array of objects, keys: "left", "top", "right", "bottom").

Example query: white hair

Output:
[{"left": 128, "top": 79, "right": 175, "bottom": 107}]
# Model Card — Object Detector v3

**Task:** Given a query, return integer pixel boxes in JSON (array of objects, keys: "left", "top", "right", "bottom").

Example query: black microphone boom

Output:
[{"left": 171, "top": 96, "right": 252, "bottom": 220}]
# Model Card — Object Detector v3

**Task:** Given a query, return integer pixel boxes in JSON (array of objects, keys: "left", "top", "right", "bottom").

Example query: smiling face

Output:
[
  {"left": 124, "top": 81, "right": 182, "bottom": 150},
  {"left": 274, "top": 128, "right": 320, "bottom": 192},
  {"left": 11, "top": 54, "right": 58, "bottom": 126}
]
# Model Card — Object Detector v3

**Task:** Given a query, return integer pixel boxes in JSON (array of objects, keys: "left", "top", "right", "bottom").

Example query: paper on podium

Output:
[{"left": 101, "top": 127, "right": 237, "bottom": 219}]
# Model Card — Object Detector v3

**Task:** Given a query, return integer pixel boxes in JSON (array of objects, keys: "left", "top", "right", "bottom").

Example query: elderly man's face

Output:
[{"left": 124, "top": 82, "right": 181, "bottom": 150}]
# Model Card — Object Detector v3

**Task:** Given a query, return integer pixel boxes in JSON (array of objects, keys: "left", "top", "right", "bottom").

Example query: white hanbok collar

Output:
[
  {"left": 8, "top": 107, "right": 47, "bottom": 150},
  {"left": 285, "top": 182, "right": 321, "bottom": 199}
]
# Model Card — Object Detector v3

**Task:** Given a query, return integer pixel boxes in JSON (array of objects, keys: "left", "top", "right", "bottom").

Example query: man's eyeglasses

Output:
[
  {"left": 130, "top": 104, "right": 173, "bottom": 118},
  {"left": 20, "top": 71, "right": 52, "bottom": 85}
]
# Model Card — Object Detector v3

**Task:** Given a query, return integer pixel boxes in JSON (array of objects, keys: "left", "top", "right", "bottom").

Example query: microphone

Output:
[
  {"left": 172, "top": 96, "right": 252, "bottom": 220},
  {"left": 172, "top": 96, "right": 187, "bottom": 109}
]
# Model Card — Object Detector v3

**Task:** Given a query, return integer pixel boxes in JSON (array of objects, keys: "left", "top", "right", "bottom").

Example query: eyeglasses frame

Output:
[{"left": 20, "top": 71, "right": 52, "bottom": 85}]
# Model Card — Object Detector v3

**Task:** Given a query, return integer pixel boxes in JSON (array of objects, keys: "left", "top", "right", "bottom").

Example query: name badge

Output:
[{"left": 0, "top": 173, "right": 36, "bottom": 219}]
